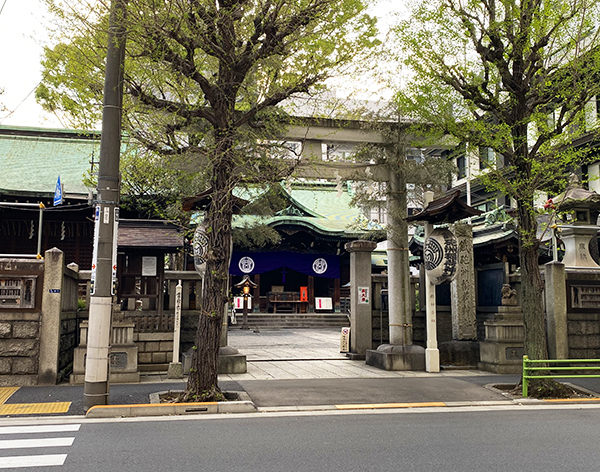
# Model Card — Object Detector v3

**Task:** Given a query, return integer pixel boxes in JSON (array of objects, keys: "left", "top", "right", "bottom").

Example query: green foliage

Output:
[
  {"left": 39, "top": 0, "right": 379, "bottom": 217},
  {"left": 393, "top": 0, "right": 600, "bottom": 362},
  {"left": 233, "top": 223, "right": 282, "bottom": 250},
  {"left": 394, "top": 0, "right": 600, "bottom": 207},
  {"left": 348, "top": 104, "right": 457, "bottom": 216},
  {"left": 41, "top": 0, "right": 380, "bottom": 397}
]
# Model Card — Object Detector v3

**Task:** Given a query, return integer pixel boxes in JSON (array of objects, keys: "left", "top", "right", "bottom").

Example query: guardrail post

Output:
[{"left": 522, "top": 355, "right": 529, "bottom": 397}]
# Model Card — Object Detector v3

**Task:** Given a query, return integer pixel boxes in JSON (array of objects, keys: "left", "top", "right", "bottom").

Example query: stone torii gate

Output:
[
  {"left": 280, "top": 116, "right": 452, "bottom": 369},
  {"left": 186, "top": 115, "right": 455, "bottom": 372}
]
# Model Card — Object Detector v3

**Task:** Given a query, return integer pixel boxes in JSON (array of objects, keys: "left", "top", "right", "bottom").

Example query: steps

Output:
[{"left": 235, "top": 313, "right": 350, "bottom": 329}]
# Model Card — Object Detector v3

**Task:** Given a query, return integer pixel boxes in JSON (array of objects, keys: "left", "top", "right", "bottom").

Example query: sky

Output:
[
  {"left": 0, "top": 0, "right": 404, "bottom": 130},
  {"left": 0, "top": 0, "right": 62, "bottom": 127}
]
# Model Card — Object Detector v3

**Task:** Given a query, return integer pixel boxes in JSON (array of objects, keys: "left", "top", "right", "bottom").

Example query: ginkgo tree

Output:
[
  {"left": 395, "top": 0, "right": 600, "bottom": 380},
  {"left": 39, "top": 0, "right": 379, "bottom": 401}
]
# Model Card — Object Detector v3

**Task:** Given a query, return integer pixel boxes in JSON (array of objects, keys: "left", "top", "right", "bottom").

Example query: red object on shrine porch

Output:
[{"left": 300, "top": 286, "right": 308, "bottom": 302}]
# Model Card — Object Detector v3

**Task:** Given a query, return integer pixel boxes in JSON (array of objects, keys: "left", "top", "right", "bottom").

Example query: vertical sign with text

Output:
[
  {"left": 90, "top": 205, "right": 100, "bottom": 295},
  {"left": 358, "top": 287, "right": 370, "bottom": 304}
]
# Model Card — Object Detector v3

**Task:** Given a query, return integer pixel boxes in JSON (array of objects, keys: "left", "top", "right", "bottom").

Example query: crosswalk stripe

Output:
[
  {"left": 0, "top": 424, "right": 80, "bottom": 435},
  {"left": 0, "top": 454, "right": 68, "bottom": 469},
  {"left": 0, "top": 437, "right": 74, "bottom": 450}
]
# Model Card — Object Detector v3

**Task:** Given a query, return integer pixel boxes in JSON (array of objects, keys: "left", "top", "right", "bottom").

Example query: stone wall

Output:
[
  {"left": 181, "top": 311, "right": 199, "bottom": 354},
  {"left": 566, "top": 315, "right": 600, "bottom": 358},
  {"left": 59, "top": 313, "right": 78, "bottom": 383},
  {"left": 135, "top": 332, "right": 174, "bottom": 368},
  {"left": 0, "top": 259, "right": 44, "bottom": 386},
  {"left": 565, "top": 271, "right": 600, "bottom": 359},
  {"left": 57, "top": 263, "right": 80, "bottom": 383},
  {"left": 0, "top": 250, "right": 81, "bottom": 386}
]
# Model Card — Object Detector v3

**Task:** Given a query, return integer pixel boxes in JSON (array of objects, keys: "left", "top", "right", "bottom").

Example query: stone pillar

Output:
[
  {"left": 38, "top": 248, "right": 64, "bottom": 385},
  {"left": 450, "top": 224, "right": 477, "bottom": 340},
  {"left": 365, "top": 169, "right": 425, "bottom": 371},
  {"left": 345, "top": 240, "right": 376, "bottom": 359},
  {"left": 441, "top": 223, "right": 479, "bottom": 366},
  {"left": 545, "top": 261, "right": 568, "bottom": 359},
  {"left": 386, "top": 169, "right": 413, "bottom": 346},
  {"left": 301, "top": 140, "right": 323, "bottom": 160},
  {"left": 561, "top": 227, "right": 600, "bottom": 268},
  {"left": 218, "top": 277, "right": 246, "bottom": 374},
  {"left": 423, "top": 204, "right": 440, "bottom": 373}
]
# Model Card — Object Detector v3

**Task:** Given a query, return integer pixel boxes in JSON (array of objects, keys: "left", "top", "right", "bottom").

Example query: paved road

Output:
[{"left": 2, "top": 406, "right": 600, "bottom": 471}]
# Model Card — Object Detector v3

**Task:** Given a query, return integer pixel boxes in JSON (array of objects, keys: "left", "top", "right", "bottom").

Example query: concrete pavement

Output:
[{"left": 1, "top": 328, "right": 599, "bottom": 417}]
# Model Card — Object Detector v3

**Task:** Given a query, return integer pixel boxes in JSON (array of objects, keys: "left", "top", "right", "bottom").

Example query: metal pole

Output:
[
  {"left": 84, "top": 0, "right": 127, "bottom": 410},
  {"left": 36, "top": 204, "right": 44, "bottom": 258}
]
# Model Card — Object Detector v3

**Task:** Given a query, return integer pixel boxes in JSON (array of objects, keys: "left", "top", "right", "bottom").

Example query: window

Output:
[
  {"left": 479, "top": 147, "right": 494, "bottom": 169},
  {"left": 457, "top": 155, "right": 466, "bottom": 179}
]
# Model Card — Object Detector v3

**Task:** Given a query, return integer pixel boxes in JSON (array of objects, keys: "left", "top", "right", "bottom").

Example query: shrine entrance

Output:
[{"left": 230, "top": 251, "right": 343, "bottom": 314}]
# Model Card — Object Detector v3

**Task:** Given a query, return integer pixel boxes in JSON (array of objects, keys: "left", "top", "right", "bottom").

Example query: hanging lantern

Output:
[
  {"left": 423, "top": 228, "right": 458, "bottom": 285},
  {"left": 192, "top": 222, "right": 209, "bottom": 277}
]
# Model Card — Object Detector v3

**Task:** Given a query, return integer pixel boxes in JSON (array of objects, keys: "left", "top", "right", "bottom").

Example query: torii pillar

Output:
[{"left": 367, "top": 189, "right": 482, "bottom": 371}]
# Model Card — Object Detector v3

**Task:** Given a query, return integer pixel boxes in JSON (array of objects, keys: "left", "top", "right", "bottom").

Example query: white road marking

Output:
[
  {"left": 0, "top": 424, "right": 80, "bottom": 435},
  {"left": 0, "top": 454, "right": 68, "bottom": 468},
  {"left": 0, "top": 437, "right": 74, "bottom": 449}
]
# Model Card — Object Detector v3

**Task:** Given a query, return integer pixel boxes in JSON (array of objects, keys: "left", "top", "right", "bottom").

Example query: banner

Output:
[{"left": 230, "top": 251, "right": 340, "bottom": 279}]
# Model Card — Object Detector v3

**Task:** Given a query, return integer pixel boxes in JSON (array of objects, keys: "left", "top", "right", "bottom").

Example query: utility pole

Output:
[{"left": 84, "top": 0, "right": 127, "bottom": 410}]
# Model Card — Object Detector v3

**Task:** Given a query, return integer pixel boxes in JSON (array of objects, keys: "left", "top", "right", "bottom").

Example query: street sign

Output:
[
  {"left": 90, "top": 205, "right": 100, "bottom": 295},
  {"left": 53, "top": 176, "right": 63, "bottom": 206},
  {"left": 340, "top": 327, "right": 350, "bottom": 352}
]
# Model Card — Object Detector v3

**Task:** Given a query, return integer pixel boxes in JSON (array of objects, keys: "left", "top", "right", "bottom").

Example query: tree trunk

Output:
[
  {"left": 183, "top": 132, "right": 235, "bottom": 402},
  {"left": 517, "top": 203, "right": 548, "bottom": 361}
]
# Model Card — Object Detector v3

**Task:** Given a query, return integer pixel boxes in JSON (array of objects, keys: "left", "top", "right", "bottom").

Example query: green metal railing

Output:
[{"left": 522, "top": 356, "right": 600, "bottom": 396}]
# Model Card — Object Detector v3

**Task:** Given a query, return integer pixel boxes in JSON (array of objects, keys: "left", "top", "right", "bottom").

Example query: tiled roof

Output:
[
  {"left": 233, "top": 182, "right": 365, "bottom": 238},
  {"left": 0, "top": 126, "right": 101, "bottom": 197},
  {"left": 406, "top": 189, "right": 483, "bottom": 224},
  {"left": 118, "top": 219, "right": 183, "bottom": 250}
]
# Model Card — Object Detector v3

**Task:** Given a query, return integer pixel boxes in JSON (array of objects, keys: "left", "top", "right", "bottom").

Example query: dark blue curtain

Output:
[{"left": 230, "top": 251, "right": 340, "bottom": 279}]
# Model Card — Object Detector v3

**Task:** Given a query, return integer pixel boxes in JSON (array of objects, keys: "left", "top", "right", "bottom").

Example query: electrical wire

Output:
[
  {"left": 0, "top": 0, "right": 8, "bottom": 17},
  {"left": 0, "top": 203, "right": 93, "bottom": 212},
  {"left": 0, "top": 82, "right": 41, "bottom": 124}
]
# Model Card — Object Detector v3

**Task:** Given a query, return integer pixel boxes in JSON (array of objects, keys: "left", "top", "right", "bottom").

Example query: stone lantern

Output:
[{"left": 555, "top": 174, "right": 600, "bottom": 268}]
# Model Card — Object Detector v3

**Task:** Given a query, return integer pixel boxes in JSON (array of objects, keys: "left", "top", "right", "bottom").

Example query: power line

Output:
[
  {"left": 0, "top": 81, "right": 41, "bottom": 124},
  {"left": 0, "top": 0, "right": 8, "bottom": 17}
]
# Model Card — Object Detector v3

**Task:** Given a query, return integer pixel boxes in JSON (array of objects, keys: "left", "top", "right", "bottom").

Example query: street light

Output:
[{"left": 234, "top": 275, "right": 257, "bottom": 330}]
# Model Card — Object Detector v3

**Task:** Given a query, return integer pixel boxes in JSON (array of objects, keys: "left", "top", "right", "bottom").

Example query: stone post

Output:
[
  {"left": 38, "top": 248, "right": 64, "bottom": 385},
  {"left": 441, "top": 223, "right": 480, "bottom": 366},
  {"left": 545, "top": 261, "right": 568, "bottom": 359},
  {"left": 423, "top": 193, "right": 440, "bottom": 373},
  {"left": 450, "top": 224, "right": 477, "bottom": 340},
  {"left": 345, "top": 240, "right": 376, "bottom": 358}
]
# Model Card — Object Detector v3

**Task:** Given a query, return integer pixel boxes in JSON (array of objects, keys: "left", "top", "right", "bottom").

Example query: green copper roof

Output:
[
  {"left": 0, "top": 126, "right": 101, "bottom": 197},
  {"left": 288, "top": 185, "right": 358, "bottom": 223},
  {"left": 234, "top": 182, "right": 365, "bottom": 237}
]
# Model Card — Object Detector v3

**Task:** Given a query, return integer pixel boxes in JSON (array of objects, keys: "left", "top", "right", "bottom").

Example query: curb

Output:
[
  {"left": 86, "top": 391, "right": 257, "bottom": 418},
  {"left": 258, "top": 400, "right": 514, "bottom": 413},
  {"left": 86, "top": 400, "right": 256, "bottom": 418}
]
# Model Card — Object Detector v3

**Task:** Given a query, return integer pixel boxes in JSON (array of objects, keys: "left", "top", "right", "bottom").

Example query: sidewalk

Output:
[{"left": 1, "top": 328, "right": 598, "bottom": 417}]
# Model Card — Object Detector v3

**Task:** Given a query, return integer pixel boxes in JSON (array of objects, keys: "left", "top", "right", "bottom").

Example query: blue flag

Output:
[{"left": 53, "top": 175, "right": 63, "bottom": 206}]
